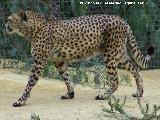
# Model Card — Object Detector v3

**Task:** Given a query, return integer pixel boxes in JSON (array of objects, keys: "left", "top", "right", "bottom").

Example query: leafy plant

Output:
[
  {"left": 102, "top": 96, "right": 135, "bottom": 120},
  {"left": 30, "top": 113, "right": 40, "bottom": 120},
  {"left": 137, "top": 98, "right": 160, "bottom": 120},
  {"left": 103, "top": 96, "right": 160, "bottom": 120}
]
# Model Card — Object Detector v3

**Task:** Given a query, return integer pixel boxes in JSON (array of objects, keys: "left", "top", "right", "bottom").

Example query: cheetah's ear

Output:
[{"left": 18, "top": 9, "right": 27, "bottom": 22}]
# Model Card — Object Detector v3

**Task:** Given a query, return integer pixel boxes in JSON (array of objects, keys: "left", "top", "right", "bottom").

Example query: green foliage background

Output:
[{"left": 0, "top": 0, "right": 160, "bottom": 83}]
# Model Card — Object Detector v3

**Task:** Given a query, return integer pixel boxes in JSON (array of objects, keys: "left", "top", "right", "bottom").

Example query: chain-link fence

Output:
[{"left": 0, "top": 0, "right": 160, "bottom": 69}]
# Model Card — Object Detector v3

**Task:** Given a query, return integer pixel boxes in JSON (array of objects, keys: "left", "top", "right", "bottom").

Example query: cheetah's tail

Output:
[{"left": 126, "top": 25, "right": 155, "bottom": 69}]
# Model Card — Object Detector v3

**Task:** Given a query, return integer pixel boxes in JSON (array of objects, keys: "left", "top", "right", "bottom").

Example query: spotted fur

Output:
[{"left": 5, "top": 10, "right": 154, "bottom": 107}]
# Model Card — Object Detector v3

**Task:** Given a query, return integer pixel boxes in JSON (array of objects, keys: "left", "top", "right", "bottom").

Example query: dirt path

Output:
[{"left": 0, "top": 69, "right": 160, "bottom": 120}]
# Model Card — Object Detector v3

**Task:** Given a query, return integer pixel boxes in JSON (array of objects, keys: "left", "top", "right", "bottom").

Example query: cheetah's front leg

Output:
[
  {"left": 13, "top": 54, "right": 47, "bottom": 107},
  {"left": 55, "top": 62, "right": 74, "bottom": 99}
]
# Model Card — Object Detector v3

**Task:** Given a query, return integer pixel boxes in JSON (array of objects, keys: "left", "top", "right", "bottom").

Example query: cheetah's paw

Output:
[{"left": 61, "top": 92, "right": 74, "bottom": 99}]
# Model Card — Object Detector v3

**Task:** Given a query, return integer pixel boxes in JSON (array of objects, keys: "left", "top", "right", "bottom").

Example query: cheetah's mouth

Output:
[
  {"left": 5, "top": 23, "right": 13, "bottom": 33},
  {"left": 7, "top": 26, "right": 13, "bottom": 32}
]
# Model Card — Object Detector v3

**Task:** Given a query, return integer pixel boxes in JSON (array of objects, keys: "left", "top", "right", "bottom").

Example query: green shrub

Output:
[
  {"left": 30, "top": 113, "right": 40, "bottom": 120},
  {"left": 103, "top": 96, "right": 160, "bottom": 120}
]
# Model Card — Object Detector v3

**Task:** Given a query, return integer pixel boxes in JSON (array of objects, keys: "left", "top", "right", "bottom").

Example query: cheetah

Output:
[{"left": 5, "top": 10, "right": 154, "bottom": 107}]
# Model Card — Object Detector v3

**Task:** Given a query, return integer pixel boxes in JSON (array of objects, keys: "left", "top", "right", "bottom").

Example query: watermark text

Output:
[{"left": 80, "top": 1, "right": 144, "bottom": 5}]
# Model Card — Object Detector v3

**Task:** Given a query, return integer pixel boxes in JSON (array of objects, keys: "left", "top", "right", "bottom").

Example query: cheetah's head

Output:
[{"left": 5, "top": 10, "right": 31, "bottom": 37}]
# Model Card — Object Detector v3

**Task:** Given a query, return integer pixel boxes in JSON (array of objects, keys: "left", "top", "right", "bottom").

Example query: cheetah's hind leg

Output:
[
  {"left": 95, "top": 53, "right": 119, "bottom": 100},
  {"left": 118, "top": 54, "right": 143, "bottom": 98}
]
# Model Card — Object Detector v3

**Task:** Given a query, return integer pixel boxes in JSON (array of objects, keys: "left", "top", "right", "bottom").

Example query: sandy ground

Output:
[{"left": 0, "top": 69, "right": 160, "bottom": 120}]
